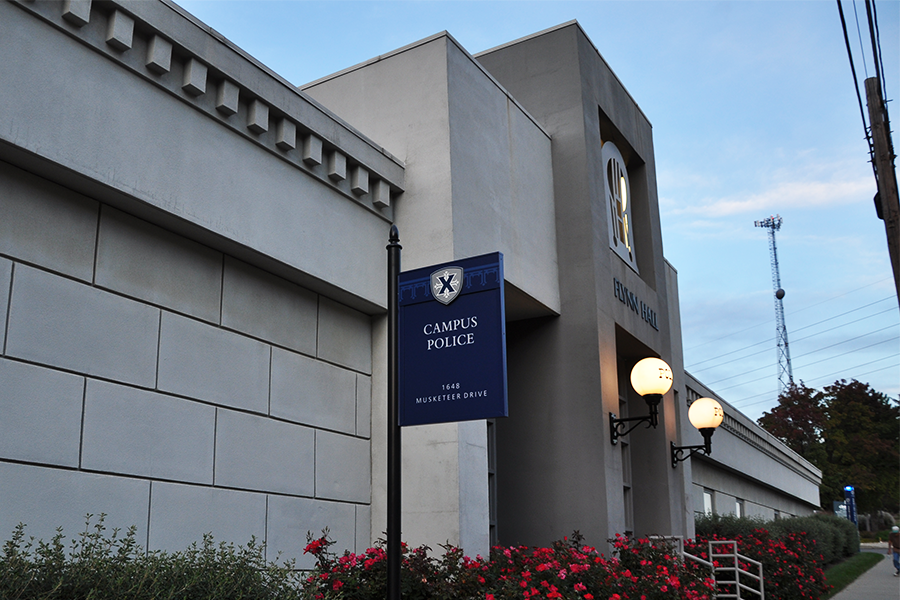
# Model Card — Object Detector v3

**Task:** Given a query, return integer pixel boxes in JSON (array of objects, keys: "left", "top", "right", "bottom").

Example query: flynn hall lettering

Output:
[{"left": 613, "top": 278, "right": 659, "bottom": 331}]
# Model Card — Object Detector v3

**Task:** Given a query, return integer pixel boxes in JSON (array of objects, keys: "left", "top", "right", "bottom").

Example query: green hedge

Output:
[
  {"left": 0, "top": 515, "right": 302, "bottom": 600},
  {"left": 695, "top": 513, "right": 858, "bottom": 566}
]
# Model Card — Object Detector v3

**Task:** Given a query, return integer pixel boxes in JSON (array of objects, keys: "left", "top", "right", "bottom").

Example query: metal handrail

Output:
[
  {"left": 646, "top": 536, "right": 764, "bottom": 600},
  {"left": 708, "top": 540, "right": 765, "bottom": 600}
]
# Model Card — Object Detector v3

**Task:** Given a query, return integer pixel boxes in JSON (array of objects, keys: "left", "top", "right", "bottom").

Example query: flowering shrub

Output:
[
  {"left": 300, "top": 532, "right": 716, "bottom": 600},
  {"left": 685, "top": 528, "right": 828, "bottom": 600},
  {"left": 695, "top": 513, "right": 857, "bottom": 565},
  {"left": 0, "top": 515, "right": 303, "bottom": 599}
]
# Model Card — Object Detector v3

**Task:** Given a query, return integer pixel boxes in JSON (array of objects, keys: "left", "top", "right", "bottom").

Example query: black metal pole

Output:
[{"left": 386, "top": 225, "right": 401, "bottom": 600}]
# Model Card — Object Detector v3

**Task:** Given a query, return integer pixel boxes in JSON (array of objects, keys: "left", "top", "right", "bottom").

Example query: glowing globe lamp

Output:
[{"left": 630, "top": 357, "right": 674, "bottom": 397}]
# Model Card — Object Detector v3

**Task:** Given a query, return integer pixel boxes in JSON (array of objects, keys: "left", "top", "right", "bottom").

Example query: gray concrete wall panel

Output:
[
  {"left": 96, "top": 207, "right": 223, "bottom": 323},
  {"left": 305, "top": 35, "right": 560, "bottom": 318},
  {"left": 447, "top": 44, "right": 511, "bottom": 252},
  {"left": 747, "top": 504, "right": 776, "bottom": 521},
  {"left": 316, "top": 297, "right": 372, "bottom": 374},
  {"left": 0, "top": 161, "right": 98, "bottom": 282},
  {"left": 692, "top": 461, "right": 813, "bottom": 518},
  {"left": 370, "top": 316, "right": 388, "bottom": 548},
  {"left": 0, "top": 461, "right": 151, "bottom": 549},
  {"left": 355, "top": 503, "right": 372, "bottom": 554},
  {"left": 119, "top": 0, "right": 405, "bottom": 184},
  {"left": 148, "top": 481, "right": 266, "bottom": 552},
  {"left": 81, "top": 379, "right": 216, "bottom": 484},
  {"left": 303, "top": 37, "right": 456, "bottom": 271},
  {"left": 693, "top": 483, "right": 707, "bottom": 516},
  {"left": 0, "top": 2, "right": 400, "bottom": 312},
  {"left": 222, "top": 256, "right": 317, "bottom": 355},
  {"left": 356, "top": 374, "right": 372, "bottom": 438},
  {"left": 401, "top": 423, "right": 462, "bottom": 548},
  {"left": 315, "top": 432, "right": 370, "bottom": 503},
  {"left": 709, "top": 426, "right": 820, "bottom": 507},
  {"left": 665, "top": 262, "right": 694, "bottom": 537},
  {"left": 446, "top": 44, "right": 559, "bottom": 315},
  {"left": 157, "top": 312, "right": 269, "bottom": 413},
  {"left": 456, "top": 420, "right": 490, "bottom": 553},
  {"left": 270, "top": 348, "right": 357, "bottom": 434},
  {"left": 267, "top": 495, "right": 356, "bottom": 568},
  {"left": 6, "top": 265, "right": 160, "bottom": 387},
  {"left": 213, "top": 409, "right": 315, "bottom": 496},
  {"left": 0, "top": 359, "right": 84, "bottom": 468},
  {"left": 0, "top": 258, "right": 10, "bottom": 350},
  {"left": 503, "top": 106, "right": 560, "bottom": 314}
]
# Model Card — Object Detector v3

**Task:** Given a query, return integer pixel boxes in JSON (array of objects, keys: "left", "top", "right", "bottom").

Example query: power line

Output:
[
  {"left": 706, "top": 330, "right": 898, "bottom": 390},
  {"left": 794, "top": 330, "right": 898, "bottom": 368},
  {"left": 787, "top": 278, "right": 893, "bottom": 319},
  {"left": 836, "top": 0, "right": 876, "bottom": 171},
  {"left": 687, "top": 336, "right": 773, "bottom": 371},
  {"left": 791, "top": 297, "right": 897, "bottom": 335},
  {"left": 864, "top": 0, "right": 887, "bottom": 100},
  {"left": 684, "top": 277, "right": 893, "bottom": 352},
  {"left": 688, "top": 307, "right": 896, "bottom": 374},
  {"left": 729, "top": 353, "right": 900, "bottom": 410},
  {"left": 792, "top": 306, "right": 896, "bottom": 343},
  {"left": 687, "top": 301, "right": 897, "bottom": 373},
  {"left": 853, "top": 0, "right": 869, "bottom": 79},
  {"left": 685, "top": 316, "right": 773, "bottom": 352}
]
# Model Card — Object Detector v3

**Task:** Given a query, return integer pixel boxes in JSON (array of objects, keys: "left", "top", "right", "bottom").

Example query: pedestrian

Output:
[{"left": 889, "top": 525, "right": 900, "bottom": 576}]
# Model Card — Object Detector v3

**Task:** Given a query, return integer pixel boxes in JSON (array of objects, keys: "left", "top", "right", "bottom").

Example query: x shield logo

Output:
[{"left": 431, "top": 267, "right": 463, "bottom": 305}]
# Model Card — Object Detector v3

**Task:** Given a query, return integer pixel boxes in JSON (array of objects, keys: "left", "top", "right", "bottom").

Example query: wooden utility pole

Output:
[{"left": 865, "top": 77, "right": 900, "bottom": 303}]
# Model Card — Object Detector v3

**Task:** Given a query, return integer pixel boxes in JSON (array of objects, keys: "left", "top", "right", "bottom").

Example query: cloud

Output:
[{"left": 663, "top": 171, "right": 873, "bottom": 218}]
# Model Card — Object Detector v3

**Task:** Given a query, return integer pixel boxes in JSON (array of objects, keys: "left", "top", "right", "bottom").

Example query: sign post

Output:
[
  {"left": 386, "top": 226, "right": 401, "bottom": 600},
  {"left": 843, "top": 485, "right": 857, "bottom": 525},
  {"left": 386, "top": 243, "right": 508, "bottom": 600}
]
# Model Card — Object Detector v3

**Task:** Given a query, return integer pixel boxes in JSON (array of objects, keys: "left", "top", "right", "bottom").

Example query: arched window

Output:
[{"left": 602, "top": 141, "right": 638, "bottom": 272}]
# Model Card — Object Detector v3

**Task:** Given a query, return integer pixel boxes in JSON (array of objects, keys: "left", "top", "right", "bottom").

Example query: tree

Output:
[
  {"left": 758, "top": 382, "right": 827, "bottom": 468},
  {"left": 820, "top": 379, "right": 899, "bottom": 514},
  {"left": 758, "top": 379, "right": 899, "bottom": 514}
]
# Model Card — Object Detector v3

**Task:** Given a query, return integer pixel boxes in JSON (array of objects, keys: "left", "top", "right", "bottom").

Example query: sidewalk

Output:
[{"left": 829, "top": 546, "right": 899, "bottom": 600}]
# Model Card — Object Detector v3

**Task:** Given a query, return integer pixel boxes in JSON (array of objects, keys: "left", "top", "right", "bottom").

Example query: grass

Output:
[{"left": 822, "top": 552, "right": 886, "bottom": 599}]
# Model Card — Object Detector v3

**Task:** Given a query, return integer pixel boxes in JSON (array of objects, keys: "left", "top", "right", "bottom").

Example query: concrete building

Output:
[
  {"left": 0, "top": 0, "right": 819, "bottom": 564},
  {"left": 684, "top": 373, "right": 822, "bottom": 521}
]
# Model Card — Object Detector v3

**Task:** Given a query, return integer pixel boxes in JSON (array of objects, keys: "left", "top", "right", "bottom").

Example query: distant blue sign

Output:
[
  {"left": 398, "top": 252, "right": 508, "bottom": 426},
  {"left": 843, "top": 485, "right": 857, "bottom": 524}
]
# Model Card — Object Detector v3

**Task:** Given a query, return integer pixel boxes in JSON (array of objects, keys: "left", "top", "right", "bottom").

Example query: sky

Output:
[{"left": 174, "top": 0, "right": 899, "bottom": 422}]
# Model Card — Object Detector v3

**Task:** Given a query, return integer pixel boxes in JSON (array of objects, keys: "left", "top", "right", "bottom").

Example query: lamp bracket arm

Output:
[
  {"left": 609, "top": 412, "right": 655, "bottom": 445},
  {"left": 670, "top": 441, "right": 710, "bottom": 469}
]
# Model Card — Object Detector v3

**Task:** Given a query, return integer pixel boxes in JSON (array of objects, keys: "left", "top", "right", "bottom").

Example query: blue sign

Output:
[
  {"left": 843, "top": 485, "right": 857, "bottom": 524},
  {"left": 398, "top": 252, "right": 508, "bottom": 426}
]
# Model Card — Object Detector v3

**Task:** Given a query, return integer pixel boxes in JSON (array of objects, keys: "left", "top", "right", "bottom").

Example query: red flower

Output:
[{"left": 304, "top": 538, "right": 327, "bottom": 555}]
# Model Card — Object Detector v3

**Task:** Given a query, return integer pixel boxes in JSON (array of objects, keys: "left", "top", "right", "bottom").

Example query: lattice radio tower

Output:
[{"left": 754, "top": 215, "right": 794, "bottom": 392}]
